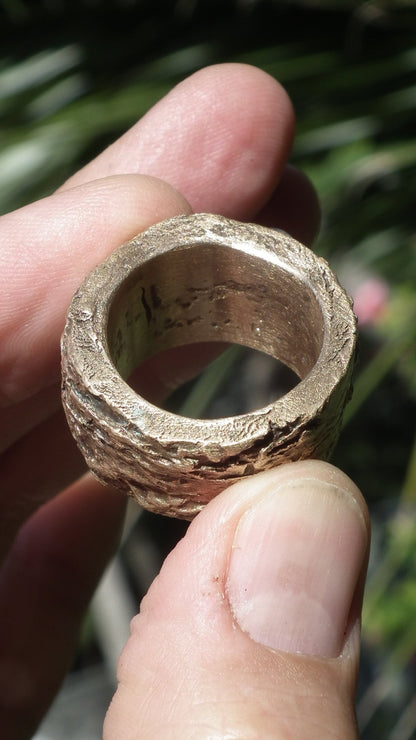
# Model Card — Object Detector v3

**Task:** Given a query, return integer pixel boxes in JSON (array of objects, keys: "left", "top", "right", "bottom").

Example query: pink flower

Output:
[{"left": 353, "top": 277, "right": 389, "bottom": 326}]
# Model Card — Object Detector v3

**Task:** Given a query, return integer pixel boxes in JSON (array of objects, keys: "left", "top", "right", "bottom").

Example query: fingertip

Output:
[
  {"left": 188, "top": 62, "right": 295, "bottom": 127},
  {"left": 175, "top": 63, "right": 296, "bottom": 217}
]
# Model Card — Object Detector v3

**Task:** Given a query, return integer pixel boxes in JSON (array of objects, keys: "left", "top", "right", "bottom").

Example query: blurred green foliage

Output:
[{"left": 1, "top": 1, "right": 415, "bottom": 737}]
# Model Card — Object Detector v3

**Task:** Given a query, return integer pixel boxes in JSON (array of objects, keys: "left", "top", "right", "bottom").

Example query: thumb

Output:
[{"left": 104, "top": 460, "right": 370, "bottom": 739}]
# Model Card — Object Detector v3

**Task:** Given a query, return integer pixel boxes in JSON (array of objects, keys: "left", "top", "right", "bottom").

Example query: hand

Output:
[{"left": 0, "top": 63, "right": 368, "bottom": 738}]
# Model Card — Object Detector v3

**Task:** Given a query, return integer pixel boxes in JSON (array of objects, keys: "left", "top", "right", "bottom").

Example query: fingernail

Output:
[{"left": 226, "top": 478, "right": 368, "bottom": 658}]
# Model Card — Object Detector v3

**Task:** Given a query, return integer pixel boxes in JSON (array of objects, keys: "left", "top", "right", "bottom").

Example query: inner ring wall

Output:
[{"left": 107, "top": 242, "right": 324, "bottom": 383}]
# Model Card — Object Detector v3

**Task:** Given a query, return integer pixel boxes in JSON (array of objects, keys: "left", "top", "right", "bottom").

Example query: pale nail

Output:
[{"left": 226, "top": 477, "right": 368, "bottom": 658}]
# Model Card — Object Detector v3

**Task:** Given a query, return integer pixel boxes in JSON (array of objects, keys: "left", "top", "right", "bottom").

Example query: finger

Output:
[
  {"left": 0, "top": 474, "right": 126, "bottom": 738},
  {"left": 0, "top": 382, "right": 59, "bottom": 454},
  {"left": 105, "top": 461, "right": 370, "bottom": 738},
  {"left": 0, "top": 175, "right": 191, "bottom": 407},
  {"left": 61, "top": 64, "right": 296, "bottom": 220},
  {"left": 0, "top": 409, "right": 86, "bottom": 562}
]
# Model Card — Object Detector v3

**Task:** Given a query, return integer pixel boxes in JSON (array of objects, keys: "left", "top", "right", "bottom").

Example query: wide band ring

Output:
[{"left": 61, "top": 214, "right": 357, "bottom": 519}]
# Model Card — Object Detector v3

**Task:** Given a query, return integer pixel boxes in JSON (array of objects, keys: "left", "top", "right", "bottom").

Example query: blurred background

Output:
[{"left": 1, "top": 0, "right": 415, "bottom": 737}]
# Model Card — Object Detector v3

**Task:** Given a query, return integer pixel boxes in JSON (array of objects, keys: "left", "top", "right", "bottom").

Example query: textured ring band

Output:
[{"left": 61, "top": 214, "right": 357, "bottom": 519}]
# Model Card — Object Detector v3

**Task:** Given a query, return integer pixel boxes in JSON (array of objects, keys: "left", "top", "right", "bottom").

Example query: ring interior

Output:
[{"left": 107, "top": 242, "right": 324, "bottom": 384}]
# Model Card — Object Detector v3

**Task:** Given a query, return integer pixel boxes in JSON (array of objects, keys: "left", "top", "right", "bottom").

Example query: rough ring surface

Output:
[{"left": 61, "top": 214, "right": 357, "bottom": 519}]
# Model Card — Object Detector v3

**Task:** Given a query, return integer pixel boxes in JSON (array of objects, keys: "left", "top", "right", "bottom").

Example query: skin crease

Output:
[{"left": 0, "top": 64, "right": 369, "bottom": 739}]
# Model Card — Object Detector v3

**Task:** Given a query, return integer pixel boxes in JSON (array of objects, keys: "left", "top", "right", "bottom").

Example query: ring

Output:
[{"left": 61, "top": 214, "right": 357, "bottom": 519}]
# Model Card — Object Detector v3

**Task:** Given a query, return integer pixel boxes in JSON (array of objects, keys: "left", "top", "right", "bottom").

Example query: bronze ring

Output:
[{"left": 61, "top": 214, "right": 357, "bottom": 519}]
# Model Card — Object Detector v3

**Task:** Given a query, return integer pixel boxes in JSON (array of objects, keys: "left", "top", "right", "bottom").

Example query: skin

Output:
[{"left": 0, "top": 64, "right": 369, "bottom": 738}]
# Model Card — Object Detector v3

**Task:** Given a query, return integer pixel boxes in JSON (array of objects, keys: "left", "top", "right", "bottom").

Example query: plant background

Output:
[{"left": 1, "top": 1, "right": 415, "bottom": 737}]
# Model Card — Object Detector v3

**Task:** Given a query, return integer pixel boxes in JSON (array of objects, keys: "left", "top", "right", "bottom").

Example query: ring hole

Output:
[
  {"left": 127, "top": 342, "right": 299, "bottom": 419},
  {"left": 107, "top": 241, "right": 324, "bottom": 409}
]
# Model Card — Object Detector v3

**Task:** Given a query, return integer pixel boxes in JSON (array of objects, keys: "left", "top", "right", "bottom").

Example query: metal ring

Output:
[{"left": 61, "top": 214, "right": 357, "bottom": 519}]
